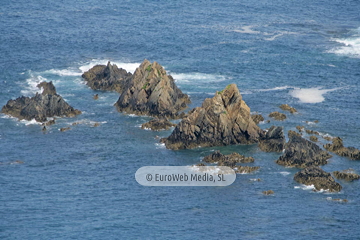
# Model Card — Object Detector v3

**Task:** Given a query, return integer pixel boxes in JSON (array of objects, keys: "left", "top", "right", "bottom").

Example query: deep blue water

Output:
[{"left": 1, "top": 0, "right": 360, "bottom": 239}]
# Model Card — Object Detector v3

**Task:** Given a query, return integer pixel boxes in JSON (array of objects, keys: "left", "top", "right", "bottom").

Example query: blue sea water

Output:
[{"left": 1, "top": 0, "right": 360, "bottom": 239}]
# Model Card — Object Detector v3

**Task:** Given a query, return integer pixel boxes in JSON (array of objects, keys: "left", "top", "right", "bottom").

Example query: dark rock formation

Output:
[
  {"left": 251, "top": 114, "right": 264, "bottom": 124},
  {"left": 324, "top": 137, "right": 360, "bottom": 160},
  {"left": 276, "top": 131, "right": 332, "bottom": 168},
  {"left": 42, "top": 119, "right": 56, "bottom": 126},
  {"left": 93, "top": 94, "right": 99, "bottom": 100},
  {"left": 333, "top": 169, "right": 360, "bottom": 181},
  {"left": 60, "top": 127, "right": 70, "bottom": 132},
  {"left": 141, "top": 118, "right": 176, "bottom": 131},
  {"left": 269, "top": 111, "right": 286, "bottom": 121},
  {"left": 235, "top": 166, "right": 260, "bottom": 174},
  {"left": 259, "top": 126, "right": 285, "bottom": 152},
  {"left": 161, "top": 84, "right": 262, "bottom": 150},
  {"left": 262, "top": 190, "right": 274, "bottom": 195},
  {"left": 310, "top": 136, "right": 318, "bottom": 142},
  {"left": 82, "top": 61, "right": 132, "bottom": 92},
  {"left": 1, "top": 81, "right": 81, "bottom": 122},
  {"left": 114, "top": 60, "right": 190, "bottom": 119},
  {"left": 306, "top": 129, "right": 320, "bottom": 135},
  {"left": 203, "top": 150, "right": 254, "bottom": 164},
  {"left": 279, "top": 104, "right": 297, "bottom": 113},
  {"left": 294, "top": 166, "right": 342, "bottom": 192},
  {"left": 296, "top": 126, "right": 304, "bottom": 132},
  {"left": 323, "top": 136, "right": 332, "bottom": 141}
]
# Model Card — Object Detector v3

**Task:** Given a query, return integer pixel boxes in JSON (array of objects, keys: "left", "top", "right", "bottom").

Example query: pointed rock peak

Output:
[{"left": 37, "top": 81, "right": 57, "bottom": 95}]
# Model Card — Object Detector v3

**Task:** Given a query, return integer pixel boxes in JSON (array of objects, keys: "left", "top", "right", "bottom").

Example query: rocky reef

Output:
[
  {"left": 333, "top": 169, "right": 360, "bottom": 182},
  {"left": 202, "top": 150, "right": 254, "bottom": 164},
  {"left": 1, "top": 81, "right": 81, "bottom": 122},
  {"left": 294, "top": 166, "right": 342, "bottom": 192},
  {"left": 251, "top": 114, "right": 264, "bottom": 124},
  {"left": 161, "top": 84, "right": 262, "bottom": 150},
  {"left": 276, "top": 130, "right": 332, "bottom": 168},
  {"left": 141, "top": 118, "right": 176, "bottom": 131},
  {"left": 324, "top": 137, "right": 360, "bottom": 160},
  {"left": 258, "top": 126, "right": 285, "bottom": 152},
  {"left": 279, "top": 104, "right": 297, "bottom": 113},
  {"left": 114, "top": 60, "right": 190, "bottom": 119},
  {"left": 269, "top": 111, "right": 287, "bottom": 121},
  {"left": 82, "top": 61, "right": 132, "bottom": 92}
]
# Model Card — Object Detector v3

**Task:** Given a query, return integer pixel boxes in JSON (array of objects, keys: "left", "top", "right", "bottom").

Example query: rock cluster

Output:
[
  {"left": 276, "top": 131, "right": 332, "bottom": 168},
  {"left": 294, "top": 166, "right": 342, "bottom": 192},
  {"left": 332, "top": 169, "right": 360, "bottom": 181},
  {"left": 251, "top": 114, "right": 264, "bottom": 124},
  {"left": 279, "top": 104, "right": 297, "bottom": 113},
  {"left": 161, "top": 84, "right": 262, "bottom": 150},
  {"left": 141, "top": 118, "right": 176, "bottom": 131},
  {"left": 235, "top": 166, "right": 260, "bottom": 174},
  {"left": 1, "top": 81, "right": 81, "bottom": 122},
  {"left": 82, "top": 61, "right": 132, "bottom": 93},
  {"left": 203, "top": 151, "right": 254, "bottom": 164},
  {"left": 115, "top": 60, "right": 190, "bottom": 119},
  {"left": 269, "top": 111, "right": 286, "bottom": 121},
  {"left": 324, "top": 137, "right": 360, "bottom": 160},
  {"left": 258, "top": 126, "right": 285, "bottom": 152}
]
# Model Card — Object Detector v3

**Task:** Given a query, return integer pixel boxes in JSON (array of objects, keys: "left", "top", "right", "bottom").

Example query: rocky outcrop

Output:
[
  {"left": 251, "top": 114, "right": 264, "bottom": 124},
  {"left": 269, "top": 111, "right": 286, "bottom": 121},
  {"left": 294, "top": 166, "right": 342, "bottom": 192},
  {"left": 235, "top": 166, "right": 260, "bottom": 174},
  {"left": 306, "top": 129, "right": 319, "bottom": 135},
  {"left": 114, "top": 60, "right": 190, "bottom": 119},
  {"left": 203, "top": 151, "right": 254, "bottom": 164},
  {"left": 258, "top": 126, "right": 285, "bottom": 152},
  {"left": 161, "top": 84, "right": 262, "bottom": 150},
  {"left": 333, "top": 169, "right": 360, "bottom": 181},
  {"left": 141, "top": 118, "right": 176, "bottom": 131},
  {"left": 279, "top": 104, "right": 297, "bottom": 113},
  {"left": 82, "top": 61, "right": 132, "bottom": 93},
  {"left": 324, "top": 137, "right": 360, "bottom": 160},
  {"left": 262, "top": 190, "right": 274, "bottom": 195},
  {"left": 1, "top": 81, "right": 81, "bottom": 122},
  {"left": 310, "top": 136, "right": 318, "bottom": 142},
  {"left": 276, "top": 131, "right": 332, "bottom": 168},
  {"left": 296, "top": 126, "right": 304, "bottom": 132}
]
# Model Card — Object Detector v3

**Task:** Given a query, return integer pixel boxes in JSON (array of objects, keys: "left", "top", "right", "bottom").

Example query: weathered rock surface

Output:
[
  {"left": 294, "top": 166, "right": 342, "bottom": 192},
  {"left": 259, "top": 126, "right": 285, "bottom": 152},
  {"left": 251, "top": 114, "right": 264, "bottom": 124},
  {"left": 161, "top": 84, "right": 262, "bottom": 150},
  {"left": 1, "top": 81, "right": 81, "bottom": 122},
  {"left": 269, "top": 111, "right": 287, "bottom": 121},
  {"left": 296, "top": 126, "right": 304, "bottom": 132},
  {"left": 279, "top": 104, "right": 297, "bottom": 113},
  {"left": 235, "top": 166, "right": 260, "bottom": 174},
  {"left": 324, "top": 137, "right": 360, "bottom": 160},
  {"left": 141, "top": 118, "right": 176, "bottom": 131},
  {"left": 333, "top": 169, "right": 360, "bottom": 181},
  {"left": 306, "top": 129, "right": 319, "bottom": 135},
  {"left": 310, "top": 136, "right": 318, "bottom": 142},
  {"left": 114, "top": 60, "right": 190, "bottom": 118},
  {"left": 82, "top": 61, "right": 132, "bottom": 92},
  {"left": 276, "top": 131, "right": 332, "bottom": 168},
  {"left": 203, "top": 150, "right": 254, "bottom": 164},
  {"left": 262, "top": 190, "right": 274, "bottom": 195}
]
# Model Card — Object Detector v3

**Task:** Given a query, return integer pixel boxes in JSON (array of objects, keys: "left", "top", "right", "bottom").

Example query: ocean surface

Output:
[{"left": 1, "top": 0, "right": 360, "bottom": 239}]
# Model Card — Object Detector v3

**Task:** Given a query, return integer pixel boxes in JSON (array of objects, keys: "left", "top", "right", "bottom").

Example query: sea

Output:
[{"left": 1, "top": 0, "right": 360, "bottom": 239}]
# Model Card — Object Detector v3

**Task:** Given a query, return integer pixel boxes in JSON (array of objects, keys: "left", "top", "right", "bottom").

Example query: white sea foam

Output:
[
  {"left": 290, "top": 87, "right": 341, "bottom": 103},
  {"left": 294, "top": 184, "right": 315, "bottom": 191},
  {"left": 329, "top": 36, "right": 360, "bottom": 58},
  {"left": 170, "top": 72, "right": 227, "bottom": 84},
  {"left": 21, "top": 72, "right": 48, "bottom": 96},
  {"left": 233, "top": 26, "right": 260, "bottom": 34},
  {"left": 155, "top": 143, "right": 166, "bottom": 149},
  {"left": 257, "top": 86, "right": 294, "bottom": 92},
  {"left": 20, "top": 119, "right": 42, "bottom": 126},
  {"left": 279, "top": 171, "right": 291, "bottom": 176},
  {"left": 79, "top": 60, "right": 140, "bottom": 74},
  {"left": 45, "top": 69, "right": 82, "bottom": 76}
]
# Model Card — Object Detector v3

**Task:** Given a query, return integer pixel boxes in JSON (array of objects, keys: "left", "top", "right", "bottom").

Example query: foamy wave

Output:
[
  {"left": 329, "top": 36, "right": 360, "bottom": 58},
  {"left": 155, "top": 143, "right": 166, "bottom": 149},
  {"left": 233, "top": 26, "right": 260, "bottom": 34},
  {"left": 279, "top": 172, "right": 291, "bottom": 176},
  {"left": 290, "top": 87, "right": 341, "bottom": 103},
  {"left": 170, "top": 72, "right": 227, "bottom": 84},
  {"left": 20, "top": 72, "right": 48, "bottom": 96},
  {"left": 79, "top": 60, "right": 140, "bottom": 74},
  {"left": 294, "top": 184, "right": 315, "bottom": 191},
  {"left": 257, "top": 86, "right": 294, "bottom": 92},
  {"left": 20, "top": 119, "right": 42, "bottom": 126},
  {"left": 45, "top": 69, "right": 82, "bottom": 76}
]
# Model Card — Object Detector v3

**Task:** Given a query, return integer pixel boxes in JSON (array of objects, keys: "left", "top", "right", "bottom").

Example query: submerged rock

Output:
[
  {"left": 324, "top": 137, "right": 360, "bottom": 160},
  {"left": 262, "top": 190, "right": 274, "bottom": 195},
  {"left": 294, "top": 166, "right": 342, "bottom": 192},
  {"left": 276, "top": 131, "right": 332, "bottom": 168},
  {"left": 305, "top": 129, "right": 320, "bottom": 135},
  {"left": 141, "top": 118, "right": 176, "bottom": 131},
  {"left": 161, "top": 84, "right": 262, "bottom": 150},
  {"left": 279, "top": 104, "right": 297, "bottom": 113},
  {"left": 82, "top": 61, "right": 132, "bottom": 92},
  {"left": 259, "top": 126, "right": 285, "bottom": 152},
  {"left": 114, "top": 60, "right": 190, "bottom": 119},
  {"left": 333, "top": 169, "right": 360, "bottom": 182},
  {"left": 1, "top": 81, "right": 81, "bottom": 122},
  {"left": 251, "top": 114, "right": 264, "bottom": 124},
  {"left": 60, "top": 127, "right": 71, "bottom": 132},
  {"left": 269, "top": 111, "right": 286, "bottom": 121}
]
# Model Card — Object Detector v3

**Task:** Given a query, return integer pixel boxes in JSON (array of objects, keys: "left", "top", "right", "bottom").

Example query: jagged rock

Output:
[
  {"left": 276, "top": 131, "right": 332, "bottom": 168},
  {"left": 202, "top": 151, "right": 254, "bottom": 164},
  {"left": 72, "top": 122, "right": 80, "bottom": 126},
  {"left": 60, "top": 127, "right": 70, "bottom": 132},
  {"left": 259, "top": 126, "right": 285, "bottom": 152},
  {"left": 306, "top": 129, "right": 319, "bottom": 135},
  {"left": 262, "top": 190, "right": 274, "bottom": 195},
  {"left": 235, "top": 166, "right": 260, "bottom": 174},
  {"left": 323, "top": 136, "right": 333, "bottom": 141},
  {"left": 333, "top": 169, "right": 360, "bottom": 181},
  {"left": 269, "top": 111, "right": 286, "bottom": 121},
  {"left": 114, "top": 60, "right": 190, "bottom": 118},
  {"left": 294, "top": 166, "right": 342, "bottom": 192},
  {"left": 196, "top": 163, "right": 206, "bottom": 166},
  {"left": 42, "top": 126, "right": 47, "bottom": 131},
  {"left": 1, "top": 81, "right": 81, "bottom": 122},
  {"left": 324, "top": 137, "right": 360, "bottom": 160},
  {"left": 331, "top": 198, "right": 348, "bottom": 203},
  {"left": 82, "top": 61, "right": 132, "bottom": 92},
  {"left": 310, "top": 136, "right": 318, "bottom": 142},
  {"left": 141, "top": 118, "right": 176, "bottom": 131},
  {"left": 296, "top": 126, "right": 304, "bottom": 132},
  {"left": 161, "top": 84, "right": 262, "bottom": 150},
  {"left": 251, "top": 114, "right": 264, "bottom": 124},
  {"left": 42, "top": 119, "right": 56, "bottom": 126},
  {"left": 93, "top": 122, "right": 100, "bottom": 127},
  {"left": 93, "top": 94, "right": 99, "bottom": 100},
  {"left": 279, "top": 104, "right": 297, "bottom": 113}
]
